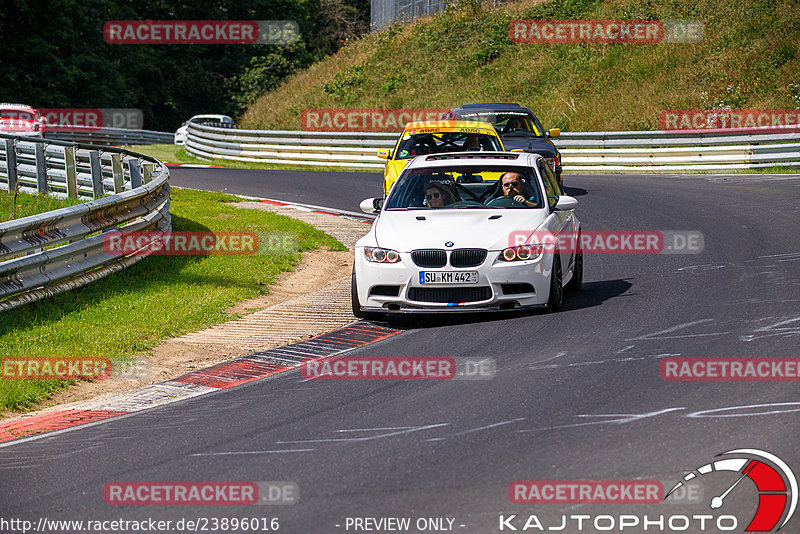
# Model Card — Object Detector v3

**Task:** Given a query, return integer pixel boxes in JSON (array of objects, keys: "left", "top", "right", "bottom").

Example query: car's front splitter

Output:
[{"left": 360, "top": 302, "right": 548, "bottom": 314}]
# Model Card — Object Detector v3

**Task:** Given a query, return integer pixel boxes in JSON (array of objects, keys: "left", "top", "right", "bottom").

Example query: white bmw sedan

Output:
[{"left": 352, "top": 152, "right": 582, "bottom": 317}]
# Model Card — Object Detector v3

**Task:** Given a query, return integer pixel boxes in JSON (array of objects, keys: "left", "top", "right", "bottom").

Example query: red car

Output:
[{"left": 0, "top": 103, "right": 46, "bottom": 137}]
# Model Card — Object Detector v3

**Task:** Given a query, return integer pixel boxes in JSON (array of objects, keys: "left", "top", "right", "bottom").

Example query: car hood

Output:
[
  {"left": 500, "top": 135, "right": 558, "bottom": 156},
  {"left": 373, "top": 209, "right": 549, "bottom": 251}
]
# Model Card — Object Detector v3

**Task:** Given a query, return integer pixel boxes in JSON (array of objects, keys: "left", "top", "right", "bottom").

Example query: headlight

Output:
[
  {"left": 500, "top": 244, "right": 543, "bottom": 262},
  {"left": 364, "top": 247, "right": 401, "bottom": 263}
]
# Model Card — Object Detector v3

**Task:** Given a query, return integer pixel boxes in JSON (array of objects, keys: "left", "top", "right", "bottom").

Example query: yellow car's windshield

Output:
[
  {"left": 456, "top": 112, "right": 544, "bottom": 137},
  {"left": 394, "top": 131, "right": 502, "bottom": 160}
]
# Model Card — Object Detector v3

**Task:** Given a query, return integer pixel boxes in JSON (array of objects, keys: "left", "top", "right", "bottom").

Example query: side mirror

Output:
[
  {"left": 39, "top": 116, "right": 48, "bottom": 125},
  {"left": 554, "top": 195, "right": 577, "bottom": 211},
  {"left": 376, "top": 149, "right": 391, "bottom": 160},
  {"left": 548, "top": 128, "right": 561, "bottom": 138},
  {"left": 360, "top": 198, "right": 384, "bottom": 214}
]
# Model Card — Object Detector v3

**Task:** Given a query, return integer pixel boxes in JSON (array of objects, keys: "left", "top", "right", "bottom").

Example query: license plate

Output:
[{"left": 419, "top": 271, "right": 478, "bottom": 284}]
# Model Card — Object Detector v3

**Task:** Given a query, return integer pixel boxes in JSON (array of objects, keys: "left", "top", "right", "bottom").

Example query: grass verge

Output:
[
  {"left": 241, "top": 0, "right": 800, "bottom": 133},
  {"left": 0, "top": 189, "right": 83, "bottom": 223},
  {"left": 0, "top": 187, "right": 346, "bottom": 412},
  {"left": 127, "top": 144, "right": 379, "bottom": 173}
]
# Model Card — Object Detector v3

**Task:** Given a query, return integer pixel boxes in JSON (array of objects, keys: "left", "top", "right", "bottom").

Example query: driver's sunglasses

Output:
[
  {"left": 502, "top": 181, "right": 522, "bottom": 188},
  {"left": 426, "top": 192, "right": 441, "bottom": 199}
]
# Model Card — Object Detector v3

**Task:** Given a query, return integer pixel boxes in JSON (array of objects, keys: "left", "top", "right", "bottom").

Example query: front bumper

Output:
[{"left": 354, "top": 248, "right": 554, "bottom": 313}]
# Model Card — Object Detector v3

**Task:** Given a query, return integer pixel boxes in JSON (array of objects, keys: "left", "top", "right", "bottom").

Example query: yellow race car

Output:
[{"left": 378, "top": 121, "right": 505, "bottom": 195}]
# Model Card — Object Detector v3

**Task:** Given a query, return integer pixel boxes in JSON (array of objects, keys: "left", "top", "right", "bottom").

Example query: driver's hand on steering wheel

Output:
[{"left": 513, "top": 195, "right": 535, "bottom": 207}]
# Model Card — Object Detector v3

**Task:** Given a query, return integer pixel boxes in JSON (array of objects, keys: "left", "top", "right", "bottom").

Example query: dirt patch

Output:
[{"left": 226, "top": 250, "right": 351, "bottom": 316}]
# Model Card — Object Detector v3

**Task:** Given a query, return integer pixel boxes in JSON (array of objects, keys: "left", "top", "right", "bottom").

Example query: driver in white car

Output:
[{"left": 500, "top": 172, "right": 538, "bottom": 207}]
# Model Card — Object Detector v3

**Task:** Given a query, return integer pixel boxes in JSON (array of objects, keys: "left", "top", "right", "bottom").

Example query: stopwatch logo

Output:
[{"left": 665, "top": 449, "right": 797, "bottom": 531}]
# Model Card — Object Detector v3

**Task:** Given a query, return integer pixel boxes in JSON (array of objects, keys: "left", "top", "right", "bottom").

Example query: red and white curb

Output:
[
  {"left": 164, "top": 163, "right": 225, "bottom": 169},
  {"left": 0, "top": 322, "right": 401, "bottom": 446}
]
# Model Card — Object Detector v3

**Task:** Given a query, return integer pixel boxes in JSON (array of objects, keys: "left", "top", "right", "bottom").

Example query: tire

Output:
[
  {"left": 351, "top": 265, "right": 366, "bottom": 319},
  {"left": 547, "top": 254, "right": 564, "bottom": 311},
  {"left": 565, "top": 247, "right": 583, "bottom": 292}
]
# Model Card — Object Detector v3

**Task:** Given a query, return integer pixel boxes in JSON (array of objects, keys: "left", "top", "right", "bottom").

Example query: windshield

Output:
[
  {"left": 394, "top": 131, "right": 502, "bottom": 160},
  {"left": 0, "top": 110, "right": 34, "bottom": 121},
  {"left": 384, "top": 166, "right": 543, "bottom": 210},
  {"left": 455, "top": 111, "right": 544, "bottom": 137}
]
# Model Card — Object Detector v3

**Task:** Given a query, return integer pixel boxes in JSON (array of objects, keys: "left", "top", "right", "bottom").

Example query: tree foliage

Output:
[{"left": 0, "top": 0, "right": 368, "bottom": 130}]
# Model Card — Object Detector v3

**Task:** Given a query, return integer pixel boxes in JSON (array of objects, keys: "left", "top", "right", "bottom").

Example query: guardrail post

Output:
[
  {"left": 89, "top": 150, "right": 104, "bottom": 199},
  {"left": 64, "top": 146, "right": 78, "bottom": 198},
  {"left": 128, "top": 158, "right": 143, "bottom": 188},
  {"left": 142, "top": 162, "right": 154, "bottom": 184},
  {"left": 4, "top": 139, "right": 17, "bottom": 192},
  {"left": 35, "top": 143, "right": 48, "bottom": 195},
  {"left": 110, "top": 153, "right": 124, "bottom": 193}
]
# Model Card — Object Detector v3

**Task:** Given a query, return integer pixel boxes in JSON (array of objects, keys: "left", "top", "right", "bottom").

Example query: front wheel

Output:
[
  {"left": 565, "top": 247, "right": 583, "bottom": 292},
  {"left": 547, "top": 254, "right": 564, "bottom": 311}
]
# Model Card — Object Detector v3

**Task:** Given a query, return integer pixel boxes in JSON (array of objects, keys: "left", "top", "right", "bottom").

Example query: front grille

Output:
[
  {"left": 408, "top": 286, "right": 492, "bottom": 303},
  {"left": 450, "top": 248, "right": 487, "bottom": 268},
  {"left": 501, "top": 283, "right": 535, "bottom": 295},
  {"left": 411, "top": 249, "right": 446, "bottom": 268}
]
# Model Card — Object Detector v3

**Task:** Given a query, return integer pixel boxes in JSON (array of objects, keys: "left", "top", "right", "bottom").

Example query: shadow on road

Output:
[
  {"left": 368, "top": 278, "right": 633, "bottom": 329},
  {"left": 563, "top": 185, "right": 588, "bottom": 197}
]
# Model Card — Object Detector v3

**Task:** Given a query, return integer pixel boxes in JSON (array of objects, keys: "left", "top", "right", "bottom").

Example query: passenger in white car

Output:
[{"left": 424, "top": 183, "right": 455, "bottom": 208}]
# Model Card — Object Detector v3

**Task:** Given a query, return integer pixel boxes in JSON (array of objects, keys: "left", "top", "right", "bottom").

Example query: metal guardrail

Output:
[
  {"left": 186, "top": 122, "right": 395, "bottom": 169},
  {"left": 0, "top": 133, "right": 171, "bottom": 312},
  {"left": 186, "top": 122, "right": 800, "bottom": 172},
  {"left": 45, "top": 126, "right": 174, "bottom": 146}
]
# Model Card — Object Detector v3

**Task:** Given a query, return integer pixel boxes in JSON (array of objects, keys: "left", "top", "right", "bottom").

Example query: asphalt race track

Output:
[
  {"left": 168, "top": 167, "right": 384, "bottom": 212},
  {"left": 2, "top": 170, "right": 799, "bottom": 533}
]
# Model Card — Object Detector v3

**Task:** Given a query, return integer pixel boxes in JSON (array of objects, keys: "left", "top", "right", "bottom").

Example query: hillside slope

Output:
[{"left": 241, "top": 0, "right": 800, "bottom": 132}]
